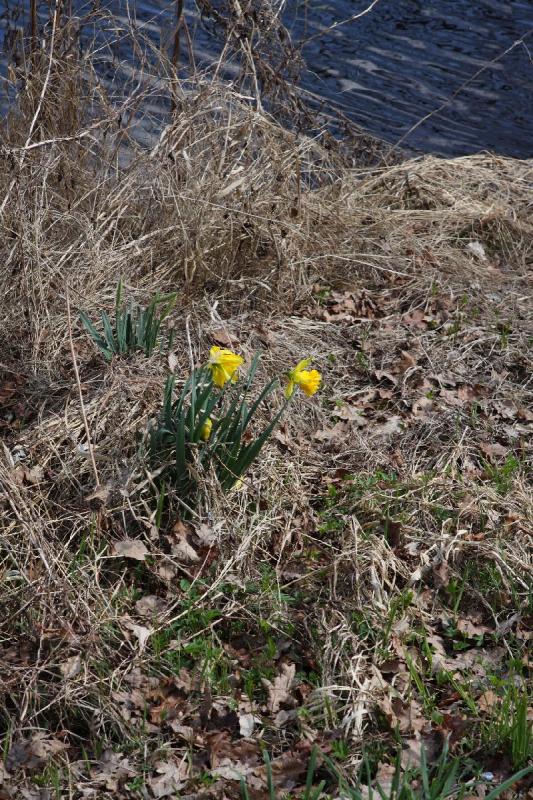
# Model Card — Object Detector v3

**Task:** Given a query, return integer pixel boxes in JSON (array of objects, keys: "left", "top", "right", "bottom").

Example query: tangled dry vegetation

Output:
[{"left": 0, "top": 15, "right": 532, "bottom": 800}]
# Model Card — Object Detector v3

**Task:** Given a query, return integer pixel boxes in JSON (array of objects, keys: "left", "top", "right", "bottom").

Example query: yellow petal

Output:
[
  {"left": 211, "top": 364, "right": 226, "bottom": 388},
  {"left": 291, "top": 357, "right": 313, "bottom": 378},
  {"left": 200, "top": 418, "right": 213, "bottom": 441},
  {"left": 296, "top": 369, "right": 321, "bottom": 397},
  {"left": 208, "top": 346, "right": 244, "bottom": 387}
]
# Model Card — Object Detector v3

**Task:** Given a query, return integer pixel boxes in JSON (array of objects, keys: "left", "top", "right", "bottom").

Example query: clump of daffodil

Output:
[
  {"left": 285, "top": 358, "right": 322, "bottom": 399},
  {"left": 200, "top": 417, "right": 213, "bottom": 442},
  {"left": 150, "top": 350, "right": 323, "bottom": 513},
  {"left": 208, "top": 346, "right": 244, "bottom": 388}
]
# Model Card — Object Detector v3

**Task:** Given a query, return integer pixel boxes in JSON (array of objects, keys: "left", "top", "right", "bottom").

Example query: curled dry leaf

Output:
[
  {"left": 314, "top": 420, "right": 359, "bottom": 446},
  {"left": 466, "top": 240, "right": 487, "bottom": 260},
  {"left": 123, "top": 620, "right": 152, "bottom": 652},
  {"left": 12, "top": 465, "right": 44, "bottom": 486},
  {"left": 456, "top": 616, "right": 492, "bottom": 638},
  {"left": 89, "top": 750, "right": 136, "bottom": 791},
  {"left": 477, "top": 689, "right": 500, "bottom": 713}
]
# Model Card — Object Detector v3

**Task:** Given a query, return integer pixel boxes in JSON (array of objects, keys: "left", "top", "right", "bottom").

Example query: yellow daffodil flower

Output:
[
  {"left": 208, "top": 346, "right": 244, "bottom": 388},
  {"left": 285, "top": 358, "right": 322, "bottom": 399},
  {"left": 200, "top": 417, "right": 213, "bottom": 441}
]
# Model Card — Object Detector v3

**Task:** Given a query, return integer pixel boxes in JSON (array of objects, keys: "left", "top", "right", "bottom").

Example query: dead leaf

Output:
[
  {"left": 7, "top": 734, "right": 69, "bottom": 772},
  {"left": 150, "top": 760, "right": 188, "bottom": 798},
  {"left": 30, "top": 735, "right": 69, "bottom": 761},
  {"left": 170, "top": 520, "right": 200, "bottom": 562},
  {"left": 211, "top": 329, "right": 239, "bottom": 347},
  {"left": 479, "top": 442, "right": 508, "bottom": 460},
  {"left": 84, "top": 484, "right": 112, "bottom": 507},
  {"left": 112, "top": 539, "right": 149, "bottom": 561},
  {"left": 391, "top": 696, "right": 427, "bottom": 734},
  {"left": 195, "top": 523, "right": 217, "bottom": 546},
  {"left": 402, "top": 309, "right": 429, "bottom": 329},
  {"left": 412, "top": 397, "right": 434, "bottom": 417},
  {"left": 456, "top": 617, "right": 492, "bottom": 638},
  {"left": 123, "top": 620, "right": 152, "bottom": 652},
  {"left": 371, "top": 416, "right": 404, "bottom": 438},
  {"left": 60, "top": 654, "right": 82, "bottom": 679},
  {"left": 11, "top": 464, "right": 45, "bottom": 486},
  {"left": 208, "top": 732, "right": 260, "bottom": 779},
  {"left": 273, "top": 423, "right": 293, "bottom": 449},
  {"left": 374, "top": 369, "right": 397, "bottom": 385},
  {"left": 314, "top": 420, "right": 357, "bottom": 445},
  {"left": 493, "top": 400, "right": 518, "bottom": 420},
  {"left": 478, "top": 690, "right": 500, "bottom": 713},
  {"left": 433, "top": 560, "right": 450, "bottom": 589},
  {"left": 90, "top": 750, "right": 136, "bottom": 791},
  {"left": 263, "top": 662, "right": 296, "bottom": 714},
  {"left": 135, "top": 595, "right": 164, "bottom": 618},
  {"left": 238, "top": 712, "right": 259, "bottom": 738},
  {"left": 332, "top": 404, "right": 366, "bottom": 423},
  {"left": 398, "top": 350, "right": 418, "bottom": 373}
]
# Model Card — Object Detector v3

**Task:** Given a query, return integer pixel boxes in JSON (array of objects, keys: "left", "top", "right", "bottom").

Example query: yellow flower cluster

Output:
[{"left": 207, "top": 346, "right": 321, "bottom": 399}]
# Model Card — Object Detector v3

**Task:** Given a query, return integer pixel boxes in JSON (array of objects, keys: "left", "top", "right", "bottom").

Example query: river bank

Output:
[{"left": 0, "top": 14, "right": 532, "bottom": 798}]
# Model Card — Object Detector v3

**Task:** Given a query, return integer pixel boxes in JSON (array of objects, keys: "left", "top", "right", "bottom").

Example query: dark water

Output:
[
  {"left": 295, "top": 0, "right": 533, "bottom": 157},
  {"left": 2, "top": 0, "right": 532, "bottom": 157}
]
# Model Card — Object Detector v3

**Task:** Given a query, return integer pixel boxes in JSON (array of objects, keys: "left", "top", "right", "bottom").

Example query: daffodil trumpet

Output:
[
  {"left": 208, "top": 345, "right": 244, "bottom": 388},
  {"left": 285, "top": 358, "right": 322, "bottom": 399}
]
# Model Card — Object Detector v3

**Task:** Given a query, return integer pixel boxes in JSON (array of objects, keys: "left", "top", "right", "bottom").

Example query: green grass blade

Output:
[
  {"left": 310, "top": 783, "right": 326, "bottom": 800},
  {"left": 136, "top": 306, "right": 147, "bottom": 350},
  {"left": 154, "top": 291, "right": 177, "bottom": 321},
  {"left": 193, "top": 393, "right": 219, "bottom": 443},
  {"left": 240, "top": 777, "right": 251, "bottom": 800},
  {"left": 242, "top": 377, "right": 279, "bottom": 430},
  {"left": 228, "top": 402, "right": 288, "bottom": 484},
  {"left": 304, "top": 747, "right": 318, "bottom": 798},
  {"left": 101, "top": 311, "right": 116, "bottom": 354},
  {"left": 78, "top": 310, "right": 112, "bottom": 359},
  {"left": 484, "top": 765, "right": 533, "bottom": 800},
  {"left": 115, "top": 277, "right": 124, "bottom": 319},
  {"left": 420, "top": 746, "right": 430, "bottom": 797},
  {"left": 143, "top": 303, "right": 157, "bottom": 355},
  {"left": 263, "top": 751, "right": 276, "bottom": 800},
  {"left": 175, "top": 412, "right": 187, "bottom": 486}
]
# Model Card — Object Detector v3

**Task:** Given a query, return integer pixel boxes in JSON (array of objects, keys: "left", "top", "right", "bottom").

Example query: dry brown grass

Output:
[{"left": 0, "top": 12, "right": 532, "bottom": 799}]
